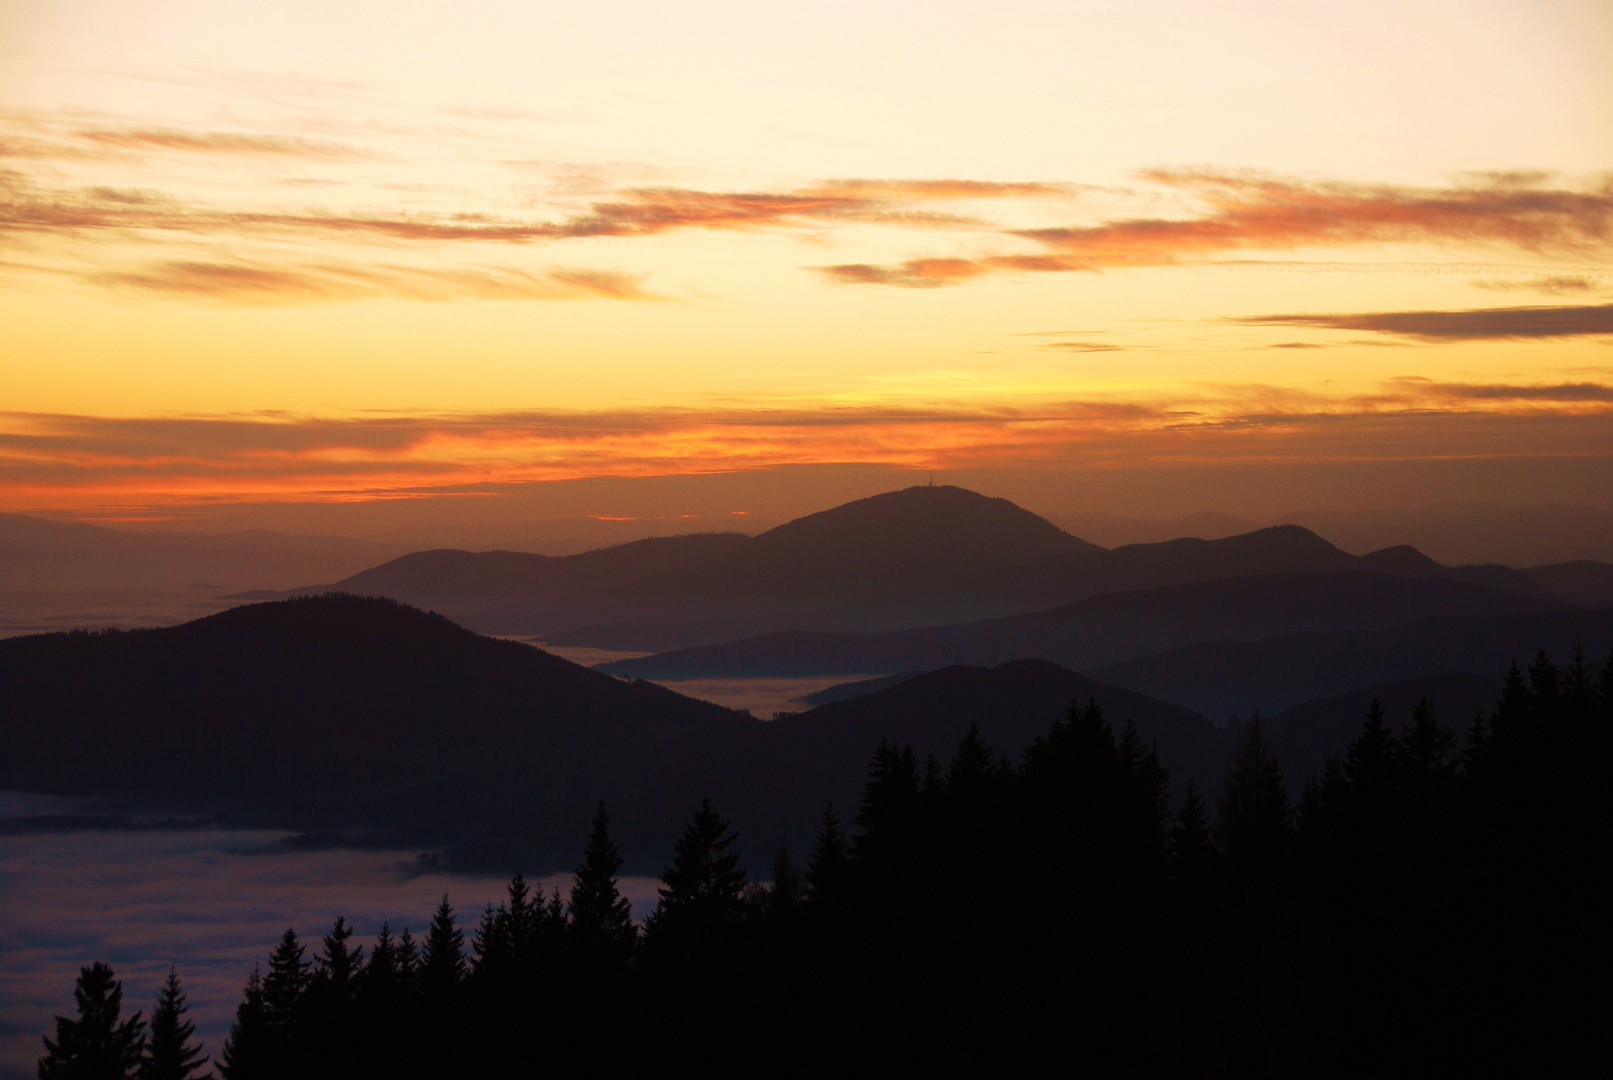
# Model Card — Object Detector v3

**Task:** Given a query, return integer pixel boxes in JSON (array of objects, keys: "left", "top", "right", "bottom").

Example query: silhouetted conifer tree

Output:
[
  {"left": 805, "top": 804, "right": 850, "bottom": 906},
  {"left": 314, "top": 917, "right": 362, "bottom": 993},
  {"left": 1170, "top": 781, "right": 1215, "bottom": 891},
  {"left": 852, "top": 740, "right": 921, "bottom": 876},
  {"left": 260, "top": 928, "right": 308, "bottom": 1062},
  {"left": 1528, "top": 650, "right": 1560, "bottom": 712},
  {"left": 136, "top": 968, "right": 206, "bottom": 1080},
  {"left": 1117, "top": 721, "right": 1172, "bottom": 868},
  {"left": 471, "top": 903, "right": 510, "bottom": 977},
  {"left": 766, "top": 847, "right": 803, "bottom": 917},
  {"left": 1460, "top": 708, "right": 1490, "bottom": 778},
  {"left": 504, "top": 873, "right": 538, "bottom": 963},
  {"left": 542, "top": 887, "right": 567, "bottom": 937},
  {"left": 421, "top": 897, "right": 465, "bottom": 999},
  {"left": 1216, "top": 718, "right": 1293, "bottom": 884},
  {"left": 569, "top": 802, "right": 636, "bottom": 962},
  {"left": 359, "top": 922, "right": 405, "bottom": 1007},
  {"left": 396, "top": 929, "right": 420, "bottom": 997},
  {"left": 38, "top": 962, "right": 146, "bottom": 1080},
  {"left": 1563, "top": 641, "right": 1595, "bottom": 720},
  {"left": 1599, "top": 651, "right": 1613, "bottom": 718},
  {"left": 945, "top": 723, "right": 998, "bottom": 797},
  {"left": 217, "top": 970, "right": 266, "bottom": 1080},
  {"left": 644, "top": 799, "right": 746, "bottom": 949},
  {"left": 1399, "top": 697, "right": 1457, "bottom": 815}
]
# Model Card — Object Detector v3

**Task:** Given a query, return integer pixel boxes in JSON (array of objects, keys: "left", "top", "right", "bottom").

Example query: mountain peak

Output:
[{"left": 751, "top": 484, "right": 1099, "bottom": 564}]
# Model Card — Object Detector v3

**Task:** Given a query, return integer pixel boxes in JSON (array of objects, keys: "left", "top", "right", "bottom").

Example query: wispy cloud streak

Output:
[
  {"left": 90, "top": 260, "right": 655, "bottom": 303},
  {"left": 820, "top": 172, "right": 1613, "bottom": 287},
  {"left": 1241, "top": 302, "right": 1613, "bottom": 341},
  {"left": 3, "top": 381, "right": 1609, "bottom": 512}
]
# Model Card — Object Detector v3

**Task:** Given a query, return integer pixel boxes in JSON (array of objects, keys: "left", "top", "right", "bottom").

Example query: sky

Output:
[{"left": 1, "top": 0, "right": 1611, "bottom": 531}]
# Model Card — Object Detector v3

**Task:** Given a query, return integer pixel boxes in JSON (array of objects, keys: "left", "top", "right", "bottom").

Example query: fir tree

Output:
[
  {"left": 1460, "top": 708, "right": 1489, "bottom": 778},
  {"left": 1117, "top": 721, "right": 1173, "bottom": 867},
  {"left": 216, "top": 970, "right": 266, "bottom": 1080},
  {"left": 1170, "top": 781, "right": 1215, "bottom": 891},
  {"left": 766, "top": 847, "right": 804, "bottom": 917},
  {"left": 852, "top": 740, "right": 922, "bottom": 869},
  {"left": 1563, "top": 640, "right": 1595, "bottom": 721},
  {"left": 645, "top": 798, "right": 746, "bottom": 944},
  {"left": 504, "top": 873, "right": 537, "bottom": 962},
  {"left": 1216, "top": 718, "right": 1293, "bottom": 885},
  {"left": 260, "top": 928, "right": 308, "bottom": 1048},
  {"left": 569, "top": 802, "right": 636, "bottom": 960},
  {"left": 1345, "top": 700, "right": 1397, "bottom": 794},
  {"left": 137, "top": 968, "right": 207, "bottom": 1080},
  {"left": 542, "top": 887, "right": 567, "bottom": 938},
  {"left": 420, "top": 896, "right": 465, "bottom": 999},
  {"left": 945, "top": 723, "right": 998, "bottom": 798},
  {"left": 471, "top": 903, "right": 510, "bottom": 977},
  {"left": 1599, "top": 651, "right": 1613, "bottom": 719},
  {"left": 805, "top": 804, "right": 850, "bottom": 905},
  {"left": 38, "top": 962, "right": 146, "bottom": 1080},
  {"left": 397, "top": 928, "right": 420, "bottom": 1000},
  {"left": 362, "top": 923, "right": 398, "bottom": 992},
  {"left": 1527, "top": 650, "right": 1561, "bottom": 712},
  {"left": 1399, "top": 697, "right": 1457, "bottom": 813},
  {"left": 314, "top": 916, "right": 363, "bottom": 994}
]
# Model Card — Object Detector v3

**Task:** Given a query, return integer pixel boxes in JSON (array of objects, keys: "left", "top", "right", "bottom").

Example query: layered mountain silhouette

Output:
[
  {"left": 0, "top": 512, "right": 401, "bottom": 592},
  {"left": 1091, "top": 608, "right": 1613, "bottom": 719},
  {"left": 2, "top": 595, "right": 1200, "bottom": 869},
  {"left": 600, "top": 572, "right": 1570, "bottom": 679},
  {"left": 259, "top": 484, "right": 1570, "bottom": 648},
  {"left": 3, "top": 594, "right": 1586, "bottom": 871}
]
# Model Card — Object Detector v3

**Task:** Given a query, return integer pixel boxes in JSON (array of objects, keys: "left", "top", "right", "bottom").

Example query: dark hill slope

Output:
[
  {"left": 0, "top": 596, "right": 1548, "bottom": 873},
  {"left": 0, "top": 595, "right": 1222, "bottom": 872},
  {"left": 1260, "top": 671, "right": 1503, "bottom": 787},
  {"left": 1092, "top": 608, "right": 1613, "bottom": 720},
  {"left": 294, "top": 486, "right": 1104, "bottom": 640},
  {"left": 761, "top": 659, "right": 1230, "bottom": 808},
  {"left": 0, "top": 512, "right": 398, "bottom": 591},
  {"left": 323, "top": 486, "right": 1094, "bottom": 603},
  {"left": 280, "top": 486, "right": 1541, "bottom": 645},
  {"left": 602, "top": 572, "right": 1570, "bottom": 679},
  {"left": 1523, "top": 560, "right": 1613, "bottom": 607},
  {"left": 727, "top": 484, "right": 1099, "bottom": 593},
  {"left": 768, "top": 665, "right": 1509, "bottom": 811},
  {"left": 0, "top": 595, "right": 760, "bottom": 868},
  {"left": 329, "top": 533, "right": 750, "bottom": 598}
]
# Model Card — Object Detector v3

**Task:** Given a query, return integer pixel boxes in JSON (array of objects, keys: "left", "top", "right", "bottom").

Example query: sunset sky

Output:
[{"left": 2, "top": 0, "right": 1610, "bottom": 531}]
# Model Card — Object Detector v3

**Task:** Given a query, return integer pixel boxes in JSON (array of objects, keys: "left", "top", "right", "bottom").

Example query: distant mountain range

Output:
[
  {"left": 1090, "top": 608, "right": 1613, "bottom": 719},
  {"left": 600, "top": 571, "right": 1570, "bottom": 681},
  {"left": 249, "top": 485, "right": 1596, "bottom": 650},
  {"left": 0, "top": 513, "right": 402, "bottom": 592},
  {"left": 0, "top": 595, "right": 1541, "bottom": 872},
  {"left": 1054, "top": 504, "right": 1613, "bottom": 567}
]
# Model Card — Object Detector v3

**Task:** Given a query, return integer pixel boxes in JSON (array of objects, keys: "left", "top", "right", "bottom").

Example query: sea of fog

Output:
[{"left": 0, "top": 795, "right": 663, "bottom": 1080}]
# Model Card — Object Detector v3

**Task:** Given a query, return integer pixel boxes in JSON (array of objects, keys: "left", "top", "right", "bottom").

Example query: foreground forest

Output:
[{"left": 40, "top": 647, "right": 1609, "bottom": 1077}]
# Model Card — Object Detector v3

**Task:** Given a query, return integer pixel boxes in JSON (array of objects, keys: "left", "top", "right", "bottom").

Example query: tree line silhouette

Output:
[{"left": 40, "top": 647, "right": 1609, "bottom": 1077}]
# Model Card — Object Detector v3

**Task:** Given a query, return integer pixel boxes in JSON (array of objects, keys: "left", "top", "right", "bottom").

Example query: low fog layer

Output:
[{"left": 0, "top": 810, "right": 660, "bottom": 1080}]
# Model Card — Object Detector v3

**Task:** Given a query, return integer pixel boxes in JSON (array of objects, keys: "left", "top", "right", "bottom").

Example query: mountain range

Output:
[
  {"left": 252, "top": 486, "right": 1594, "bottom": 651},
  {"left": 0, "top": 594, "right": 1543, "bottom": 872},
  {"left": 600, "top": 571, "right": 1570, "bottom": 682}
]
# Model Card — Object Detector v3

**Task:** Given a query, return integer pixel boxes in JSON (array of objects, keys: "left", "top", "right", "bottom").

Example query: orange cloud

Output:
[
  {"left": 3, "top": 385, "right": 1609, "bottom": 514},
  {"left": 75, "top": 128, "right": 378, "bottom": 160},
  {"left": 89, "top": 260, "right": 656, "bottom": 304},
  {"left": 820, "top": 171, "right": 1613, "bottom": 286},
  {"left": 0, "top": 172, "right": 1063, "bottom": 246},
  {"left": 1240, "top": 302, "right": 1613, "bottom": 341}
]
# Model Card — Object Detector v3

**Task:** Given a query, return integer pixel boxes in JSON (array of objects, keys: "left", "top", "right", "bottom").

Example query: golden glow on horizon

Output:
[{"left": 1, "top": 0, "right": 1611, "bottom": 518}]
